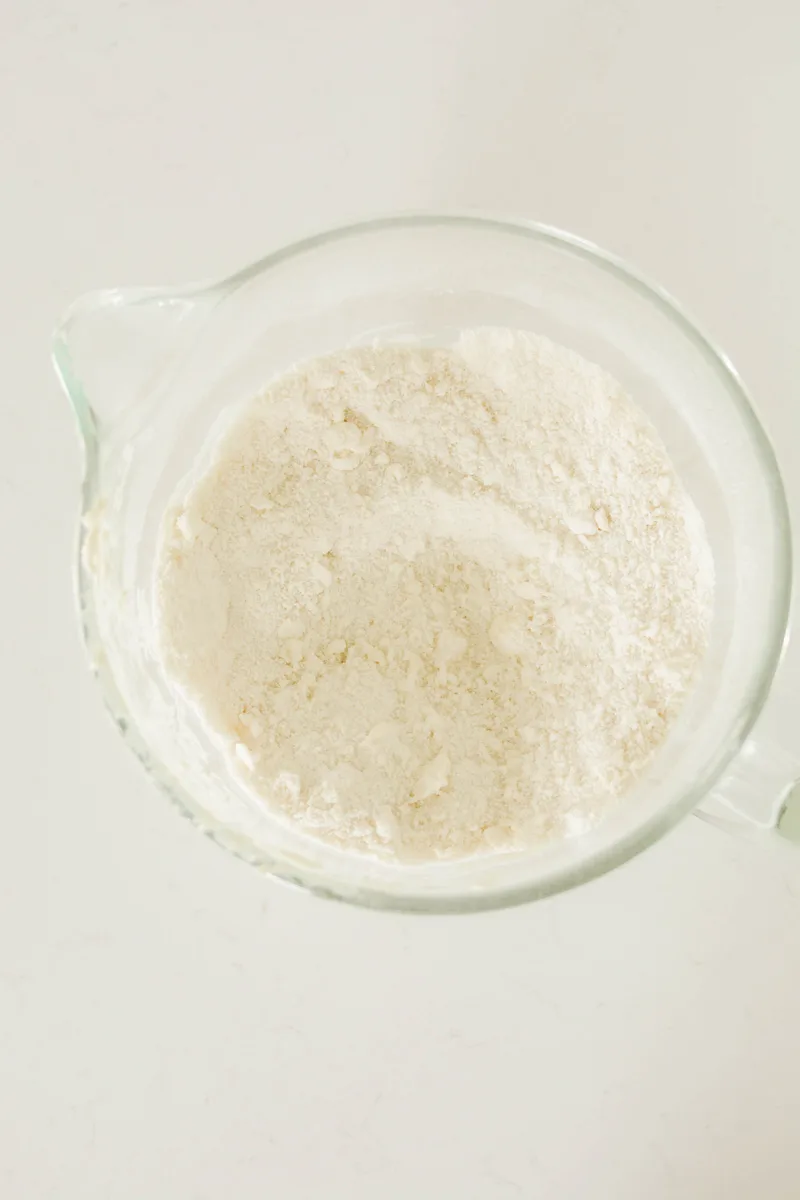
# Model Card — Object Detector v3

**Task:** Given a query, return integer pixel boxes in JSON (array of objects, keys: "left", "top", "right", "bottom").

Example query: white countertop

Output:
[{"left": 2, "top": 1, "right": 800, "bottom": 1196}]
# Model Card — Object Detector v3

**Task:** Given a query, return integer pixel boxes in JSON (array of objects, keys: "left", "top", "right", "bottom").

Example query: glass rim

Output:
[{"left": 61, "top": 212, "right": 793, "bottom": 914}]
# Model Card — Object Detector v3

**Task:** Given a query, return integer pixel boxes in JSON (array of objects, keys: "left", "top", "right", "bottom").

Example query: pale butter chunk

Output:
[{"left": 155, "top": 331, "right": 713, "bottom": 863}]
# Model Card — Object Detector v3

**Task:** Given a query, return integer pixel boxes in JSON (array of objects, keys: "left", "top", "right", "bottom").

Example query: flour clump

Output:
[{"left": 156, "top": 330, "right": 713, "bottom": 862}]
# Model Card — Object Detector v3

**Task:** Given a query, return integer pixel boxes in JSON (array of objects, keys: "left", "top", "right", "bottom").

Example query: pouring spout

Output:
[{"left": 52, "top": 287, "right": 211, "bottom": 450}]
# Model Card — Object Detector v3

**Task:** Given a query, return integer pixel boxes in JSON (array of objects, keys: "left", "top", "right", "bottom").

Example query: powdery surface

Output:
[{"left": 155, "top": 330, "right": 713, "bottom": 862}]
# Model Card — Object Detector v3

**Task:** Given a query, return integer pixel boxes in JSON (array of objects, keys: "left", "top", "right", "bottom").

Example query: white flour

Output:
[{"left": 156, "top": 330, "right": 713, "bottom": 862}]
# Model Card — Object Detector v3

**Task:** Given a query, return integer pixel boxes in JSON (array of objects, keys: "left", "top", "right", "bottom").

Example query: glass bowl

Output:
[{"left": 53, "top": 214, "right": 796, "bottom": 912}]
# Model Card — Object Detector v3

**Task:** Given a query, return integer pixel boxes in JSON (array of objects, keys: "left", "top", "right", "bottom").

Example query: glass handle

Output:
[
  {"left": 696, "top": 695, "right": 800, "bottom": 844},
  {"left": 696, "top": 501, "right": 800, "bottom": 844}
]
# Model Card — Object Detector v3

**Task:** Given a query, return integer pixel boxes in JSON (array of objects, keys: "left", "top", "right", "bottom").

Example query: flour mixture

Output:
[{"left": 155, "top": 330, "right": 713, "bottom": 861}]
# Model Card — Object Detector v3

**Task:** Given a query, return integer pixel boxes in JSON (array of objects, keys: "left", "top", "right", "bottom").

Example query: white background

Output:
[{"left": 2, "top": 1, "right": 800, "bottom": 1196}]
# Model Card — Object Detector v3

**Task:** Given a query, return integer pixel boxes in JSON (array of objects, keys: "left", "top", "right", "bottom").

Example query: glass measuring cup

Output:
[{"left": 53, "top": 214, "right": 800, "bottom": 912}]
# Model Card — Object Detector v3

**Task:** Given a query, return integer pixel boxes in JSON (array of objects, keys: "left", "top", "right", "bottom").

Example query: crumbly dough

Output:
[{"left": 155, "top": 330, "right": 713, "bottom": 862}]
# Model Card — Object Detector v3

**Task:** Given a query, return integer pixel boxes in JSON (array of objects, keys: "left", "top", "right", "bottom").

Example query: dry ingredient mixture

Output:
[{"left": 156, "top": 329, "right": 713, "bottom": 862}]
